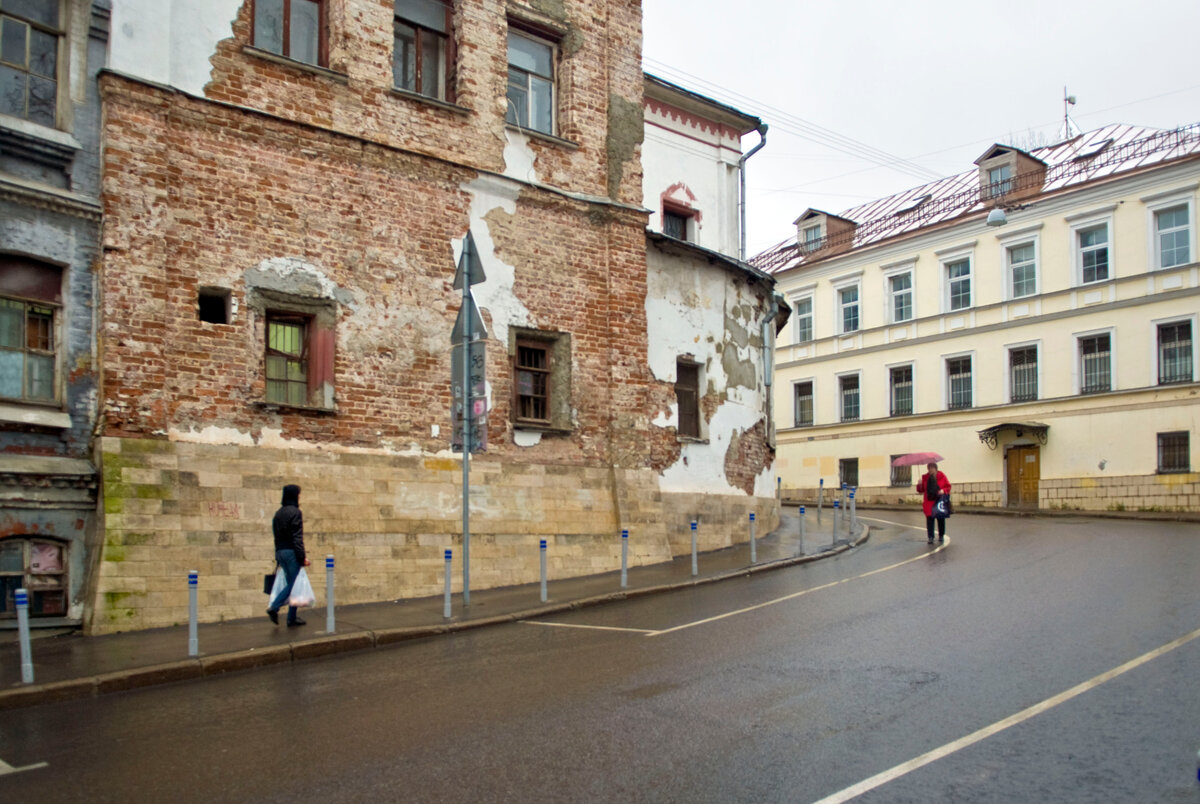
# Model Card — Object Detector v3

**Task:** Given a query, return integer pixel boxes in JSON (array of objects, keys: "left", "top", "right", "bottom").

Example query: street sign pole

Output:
[{"left": 452, "top": 230, "right": 486, "bottom": 606}]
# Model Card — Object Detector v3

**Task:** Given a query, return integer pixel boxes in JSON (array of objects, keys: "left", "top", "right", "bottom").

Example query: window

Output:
[
  {"left": 506, "top": 29, "right": 554, "bottom": 135},
  {"left": 839, "top": 458, "right": 858, "bottom": 489},
  {"left": 947, "top": 258, "right": 971, "bottom": 311},
  {"left": 1078, "top": 224, "right": 1109, "bottom": 284},
  {"left": 1008, "top": 242, "right": 1037, "bottom": 298},
  {"left": 987, "top": 164, "right": 1013, "bottom": 197},
  {"left": 889, "top": 272, "right": 913, "bottom": 323},
  {"left": 514, "top": 340, "right": 549, "bottom": 423},
  {"left": 675, "top": 360, "right": 700, "bottom": 439},
  {"left": 265, "top": 314, "right": 309, "bottom": 406},
  {"left": 394, "top": 0, "right": 452, "bottom": 100},
  {"left": 0, "top": 538, "right": 67, "bottom": 618},
  {"left": 889, "top": 365, "right": 912, "bottom": 416},
  {"left": 1157, "top": 321, "right": 1193, "bottom": 385},
  {"left": 1009, "top": 346, "right": 1038, "bottom": 402},
  {"left": 253, "top": 0, "right": 325, "bottom": 67},
  {"left": 1079, "top": 334, "right": 1111, "bottom": 394},
  {"left": 890, "top": 457, "right": 912, "bottom": 487},
  {"left": 1157, "top": 431, "right": 1189, "bottom": 473},
  {"left": 0, "top": 0, "right": 59, "bottom": 127},
  {"left": 793, "top": 297, "right": 813, "bottom": 344},
  {"left": 198, "top": 288, "right": 231, "bottom": 325},
  {"left": 662, "top": 208, "right": 691, "bottom": 241},
  {"left": 838, "top": 285, "right": 860, "bottom": 334},
  {"left": 793, "top": 381, "right": 813, "bottom": 427},
  {"left": 0, "top": 258, "right": 61, "bottom": 405},
  {"left": 946, "top": 356, "right": 972, "bottom": 409},
  {"left": 802, "top": 224, "right": 821, "bottom": 251},
  {"left": 1154, "top": 204, "right": 1191, "bottom": 269},
  {"left": 839, "top": 374, "right": 860, "bottom": 422}
]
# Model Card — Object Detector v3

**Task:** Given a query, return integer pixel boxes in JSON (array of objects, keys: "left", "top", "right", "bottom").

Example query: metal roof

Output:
[{"left": 752, "top": 122, "right": 1200, "bottom": 274}]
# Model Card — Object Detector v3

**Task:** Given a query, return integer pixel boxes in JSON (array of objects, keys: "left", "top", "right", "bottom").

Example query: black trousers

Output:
[{"left": 926, "top": 515, "right": 946, "bottom": 540}]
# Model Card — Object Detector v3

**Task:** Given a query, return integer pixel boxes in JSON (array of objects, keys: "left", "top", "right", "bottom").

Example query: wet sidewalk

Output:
[{"left": 0, "top": 505, "right": 865, "bottom": 710}]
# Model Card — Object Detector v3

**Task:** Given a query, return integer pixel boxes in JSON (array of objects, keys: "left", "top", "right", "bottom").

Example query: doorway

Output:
[{"left": 1006, "top": 445, "right": 1040, "bottom": 508}]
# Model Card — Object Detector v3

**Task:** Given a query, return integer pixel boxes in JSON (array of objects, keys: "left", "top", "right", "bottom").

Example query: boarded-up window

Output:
[{"left": 675, "top": 360, "right": 700, "bottom": 438}]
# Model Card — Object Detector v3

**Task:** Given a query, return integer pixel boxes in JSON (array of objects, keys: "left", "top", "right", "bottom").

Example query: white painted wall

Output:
[{"left": 108, "top": 0, "right": 242, "bottom": 96}]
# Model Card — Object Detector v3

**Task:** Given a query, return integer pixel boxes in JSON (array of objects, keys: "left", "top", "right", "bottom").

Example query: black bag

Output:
[
  {"left": 934, "top": 495, "right": 953, "bottom": 518},
  {"left": 263, "top": 571, "right": 276, "bottom": 595}
]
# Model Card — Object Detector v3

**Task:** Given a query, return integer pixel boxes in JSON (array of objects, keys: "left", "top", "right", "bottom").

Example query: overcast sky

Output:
[{"left": 643, "top": 0, "right": 1200, "bottom": 256}]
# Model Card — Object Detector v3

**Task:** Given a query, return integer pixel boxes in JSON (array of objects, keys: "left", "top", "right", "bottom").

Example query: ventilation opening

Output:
[{"left": 198, "top": 288, "right": 231, "bottom": 324}]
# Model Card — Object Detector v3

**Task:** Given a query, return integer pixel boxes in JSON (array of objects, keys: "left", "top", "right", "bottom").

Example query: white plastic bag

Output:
[
  {"left": 269, "top": 567, "right": 286, "bottom": 601},
  {"left": 288, "top": 567, "right": 316, "bottom": 608}
]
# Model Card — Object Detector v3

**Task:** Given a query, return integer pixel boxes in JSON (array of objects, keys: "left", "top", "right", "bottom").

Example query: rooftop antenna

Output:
[{"left": 1060, "top": 87, "right": 1080, "bottom": 140}]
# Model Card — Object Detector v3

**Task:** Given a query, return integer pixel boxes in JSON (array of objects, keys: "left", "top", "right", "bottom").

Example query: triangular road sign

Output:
[
  {"left": 453, "top": 230, "right": 486, "bottom": 289},
  {"left": 451, "top": 291, "right": 487, "bottom": 342}
]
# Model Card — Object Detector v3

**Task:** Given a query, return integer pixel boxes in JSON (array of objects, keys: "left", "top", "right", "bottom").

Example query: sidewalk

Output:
[{"left": 0, "top": 505, "right": 866, "bottom": 710}]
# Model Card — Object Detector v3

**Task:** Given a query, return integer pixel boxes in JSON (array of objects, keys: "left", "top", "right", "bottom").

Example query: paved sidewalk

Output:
[{"left": 1, "top": 505, "right": 866, "bottom": 710}]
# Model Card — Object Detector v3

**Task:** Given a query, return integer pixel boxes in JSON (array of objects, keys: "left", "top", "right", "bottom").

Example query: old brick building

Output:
[{"left": 89, "top": 0, "right": 780, "bottom": 632}]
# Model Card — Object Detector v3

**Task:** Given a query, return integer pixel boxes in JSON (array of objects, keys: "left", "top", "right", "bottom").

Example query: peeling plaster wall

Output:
[
  {"left": 108, "top": 0, "right": 241, "bottom": 95},
  {"left": 645, "top": 247, "right": 775, "bottom": 497}
]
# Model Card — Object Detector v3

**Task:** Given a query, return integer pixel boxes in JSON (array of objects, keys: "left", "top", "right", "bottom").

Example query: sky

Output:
[{"left": 642, "top": 0, "right": 1200, "bottom": 257}]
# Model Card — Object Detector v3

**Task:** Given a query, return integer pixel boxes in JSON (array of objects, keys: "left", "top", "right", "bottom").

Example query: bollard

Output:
[
  {"left": 690, "top": 520, "right": 698, "bottom": 577},
  {"left": 818, "top": 478, "right": 824, "bottom": 525},
  {"left": 540, "top": 539, "right": 548, "bottom": 603},
  {"left": 798, "top": 505, "right": 806, "bottom": 555},
  {"left": 325, "top": 555, "right": 335, "bottom": 634},
  {"left": 749, "top": 512, "right": 757, "bottom": 564},
  {"left": 16, "top": 588, "right": 33, "bottom": 684},
  {"left": 832, "top": 501, "right": 841, "bottom": 549},
  {"left": 620, "top": 529, "right": 629, "bottom": 588},
  {"left": 187, "top": 570, "right": 199, "bottom": 657},
  {"left": 443, "top": 549, "right": 452, "bottom": 620},
  {"left": 849, "top": 490, "right": 857, "bottom": 536}
]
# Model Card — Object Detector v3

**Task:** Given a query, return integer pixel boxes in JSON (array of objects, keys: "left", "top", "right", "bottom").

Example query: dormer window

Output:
[
  {"left": 802, "top": 224, "right": 822, "bottom": 251},
  {"left": 988, "top": 164, "right": 1013, "bottom": 197}
]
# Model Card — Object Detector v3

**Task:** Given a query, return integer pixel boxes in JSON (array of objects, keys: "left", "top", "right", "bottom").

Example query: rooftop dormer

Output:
[
  {"left": 794, "top": 208, "right": 856, "bottom": 256},
  {"left": 974, "top": 144, "right": 1047, "bottom": 205}
]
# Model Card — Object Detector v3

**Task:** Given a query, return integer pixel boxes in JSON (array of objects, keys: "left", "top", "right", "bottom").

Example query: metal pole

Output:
[
  {"left": 187, "top": 570, "right": 198, "bottom": 657},
  {"left": 850, "top": 490, "right": 857, "bottom": 536},
  {"left": 443, "top": 549, "right": 452, "bottom": 620},
  {"left": 818, "top": 478, "right": 824, "bottom": 525},
  {"left": 325, "top": 555, "right": 335, "bottom": 634},
  {"left": 461, "top": 235, "right": 474, "bottom": 607},
  {"left": 832, "top": 501, "right": 840, "bottom": 549},
  {"left": 16, "top": 588, "right": 33, "bottom": 684},
  {"left": 798, "top": 505, "right": 806, "bottom": 555},
  {"left": 540, "top": 539, "right": 548, "bottom": 603},
  {"left": 620, "top": 529, "right": 628, "bottom": 588},
  {"left": 749, "top": 512, "right": 757, "bottom": 563},
  {"left": 690, "top": 520, "right": 698, "bottom": 577}
]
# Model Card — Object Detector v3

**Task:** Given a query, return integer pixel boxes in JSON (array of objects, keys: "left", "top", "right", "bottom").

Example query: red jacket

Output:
[{"left": 916, "top": 471, "right": 950, "bottom": 517}]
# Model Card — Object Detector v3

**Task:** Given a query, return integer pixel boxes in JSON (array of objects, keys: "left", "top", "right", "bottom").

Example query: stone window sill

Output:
[
  {"left": 0, "top": 401, "right": 71, "bottom": 429},
  {"left": 242, "top": 46, "right": 349, "bottom": 84}
]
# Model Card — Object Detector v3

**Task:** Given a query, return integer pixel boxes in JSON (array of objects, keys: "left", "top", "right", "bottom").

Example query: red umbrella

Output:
[{"left": 892, "top": 452, "right": 945, "bottom": 467}]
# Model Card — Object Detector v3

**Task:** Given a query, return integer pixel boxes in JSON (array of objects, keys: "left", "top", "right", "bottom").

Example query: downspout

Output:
[
  {"left": 737, "top": 124, "right": 778, "bottom": 446},
  {"left": 738, "top": 123, "right": 768, "bottom": 263}
]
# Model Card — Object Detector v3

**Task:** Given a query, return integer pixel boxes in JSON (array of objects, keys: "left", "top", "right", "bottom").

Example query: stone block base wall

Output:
[
  {"left": 90, "top": 437, "right": 779, "bottom": 633},
  {"left": 783, "top": 473, "right": 1199, "bottom": 512}
]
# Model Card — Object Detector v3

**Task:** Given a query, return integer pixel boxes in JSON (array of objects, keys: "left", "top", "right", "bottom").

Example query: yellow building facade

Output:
[{"left": 757, "top": 124, "right": 1199, "bottom": 512}]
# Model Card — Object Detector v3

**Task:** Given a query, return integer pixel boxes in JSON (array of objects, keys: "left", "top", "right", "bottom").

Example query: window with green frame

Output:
[{"left": 266, "top": 314, "right": 309, "bottom": 406}]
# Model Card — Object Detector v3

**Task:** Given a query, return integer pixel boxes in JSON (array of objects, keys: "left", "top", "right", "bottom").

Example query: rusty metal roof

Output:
[{"left": 752, "top": 122, "right": 1200, "bottom": 274}]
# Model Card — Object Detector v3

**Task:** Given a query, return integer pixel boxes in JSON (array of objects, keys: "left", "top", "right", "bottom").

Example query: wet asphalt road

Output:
[{"left": 2, "top": 512, "right": 1198, "bottom": 802}]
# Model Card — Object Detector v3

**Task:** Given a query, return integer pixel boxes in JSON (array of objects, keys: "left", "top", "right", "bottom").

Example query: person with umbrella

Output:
[{"left": 916, "top": 460, "right": 951, "bottom": 544}]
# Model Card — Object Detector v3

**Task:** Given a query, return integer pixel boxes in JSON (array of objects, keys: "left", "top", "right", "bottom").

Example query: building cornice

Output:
[{"left": 0, "top": 175, "right": 101, "bottom": 221}]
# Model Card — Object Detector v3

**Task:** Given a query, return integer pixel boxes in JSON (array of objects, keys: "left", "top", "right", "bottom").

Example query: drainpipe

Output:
[{"left": 738, "top": 122, "right": 768, "bottom": 262}]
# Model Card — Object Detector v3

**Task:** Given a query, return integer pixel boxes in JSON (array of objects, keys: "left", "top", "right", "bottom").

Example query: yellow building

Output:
[{"left": 755, "top": 123, "right": 1199, "bottom": 513}]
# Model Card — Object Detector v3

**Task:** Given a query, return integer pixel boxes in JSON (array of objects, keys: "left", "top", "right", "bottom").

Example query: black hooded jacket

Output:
[{"left": 272, "top": 484, "right": 305, "bottom": 563}]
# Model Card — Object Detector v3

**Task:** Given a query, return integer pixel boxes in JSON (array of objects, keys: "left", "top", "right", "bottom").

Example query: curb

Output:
[{"left": 0, "top": 526, "right": 870, "bottom": 711}]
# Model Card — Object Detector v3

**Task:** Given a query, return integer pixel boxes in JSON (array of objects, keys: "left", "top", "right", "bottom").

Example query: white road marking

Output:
[
  {"left": 523, "top": 621, "right": 657, "bottom": 635},
  {"left": 0, "top": 757, "right": 49, "bottom": 776},
  {"left": 811, "top": 626, "right": 1200, "bottom": 804},
  {"left": 646, "top": 534, "right": 948, "bottom": 637}
]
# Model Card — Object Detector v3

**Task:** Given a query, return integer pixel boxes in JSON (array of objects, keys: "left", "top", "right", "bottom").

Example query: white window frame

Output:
[
  {"left": 831, "top": 272, "right": 863, "bottom": 336},
  {"left": 505, "top": 28, "right": 556, "bottom": 136},
  {"left": 1150, "top": 313, "right": 1196, "bottom": 386},
  {"left": 943, "top": 350, "right": 975, "bottom": 410},
  {"left": 1067, "top": 206, "right": 1116, "bottom": 287},
  {"left": 1142, "top": 188, "right": 1195, "bottom": 270},
  {"left": 883, "top": 264, "right": 914, "bottom": 323},
  {"left": 995, "top": 223, "right": 1042, "bottom": 301},
  {"left": 935, "top": 243, "right": 975, "bottom": 313},
  {"left": 801, "top": 224, "right": 822, "bottom": 251},
  {"left": 1006, "top": 340, "right": 1041, "bottom": 404},
  {"left": 792, "top": 378, "right": 815, "bottom": 428},
  {"left": 837, "top": 371, "right": 861, "bottom": 423},
  {"left": 790, "top": 291, "right": 814, "bottom": 344},
  {"left": 1074, "top": 326, "right": 1116, "bottom": 395},
  {"left": 887, "top": 361, "right": 914, "bottom": 417}
]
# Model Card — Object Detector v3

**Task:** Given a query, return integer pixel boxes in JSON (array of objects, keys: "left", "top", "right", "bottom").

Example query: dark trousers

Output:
[
  {"left": 269, "top": 548, "right": 301, "bottom": 624},
  {"left": 926, "top": 515, "right": 946, "bottom": 540}
]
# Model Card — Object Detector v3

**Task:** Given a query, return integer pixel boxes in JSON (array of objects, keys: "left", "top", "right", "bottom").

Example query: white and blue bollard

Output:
[
  {"left": 443, "top": 549, "right": 452, "bottom": 620},
  {"left": 798, "top": 505, "right": 806, "bottom": 555},
  {"left": 749, "top": 512, "right": 757, "bottom": 564},
  {"left": 540, "top": 539, "right": 548, "bottom": 603},
  {"left": 325, "top": 555, "right": 335, "bottom": 634},
  {"left": 187, "top": 570, "right": 199, "bottom": 657},
  {"left": 691, "top": 520, "right": 698, "bottom": 577},
  {"left": 620, "top": 529, "right": 629, "bottom": 589},
  {"left": 16, "top": 588, "right": 33, "bottom": 684},
  {"left": 849, "top": 489, "right": 857, "bottom": 535}
]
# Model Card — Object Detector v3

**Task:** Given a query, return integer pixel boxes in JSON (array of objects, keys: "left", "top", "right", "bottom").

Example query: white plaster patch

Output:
[
  {"left": 254, "top": 256, "right": 349, "bottom": 305},
  {"left": 109, "top": 0, "right": 242, "bottom": 97},
  {"left": 502, "top": 129, "right": 540, "bottom": 186},
  {"left": 459, "top": 174, "right": 532, "bottom": 345},
  {"left": 513, "top": 430, "right": 543, "bottom": 448}
]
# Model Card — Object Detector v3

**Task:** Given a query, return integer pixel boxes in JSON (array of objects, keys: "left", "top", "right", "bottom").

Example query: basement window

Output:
[
  {"left": 198, "top": 288, "right": 231, "bottom": 324},
  {"left": 0, "top": 538, "right": 67, "bottom": 618}
]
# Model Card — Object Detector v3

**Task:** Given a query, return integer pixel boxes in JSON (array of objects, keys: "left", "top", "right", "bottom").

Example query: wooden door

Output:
[{"left": 1006, "top": 446, "right": 1040, "bottom": 508}]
